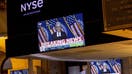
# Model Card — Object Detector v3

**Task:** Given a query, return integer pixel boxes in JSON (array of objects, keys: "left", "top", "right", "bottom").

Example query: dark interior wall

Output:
[
  {"left": 41, "top": 60, "right": 66, "bottom": 74},
  {"left": 122, "top": 57, "right": 132, "bottom": 74},
  {"left": 65, "top": 61, "right": 87, "bottom": 74},
  {"left": 0, "top": 9, "right": 7, "bottom": 35}
]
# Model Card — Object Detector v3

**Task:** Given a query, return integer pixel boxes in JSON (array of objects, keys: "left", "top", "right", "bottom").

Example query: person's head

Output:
[
  {"left": 82, "top": 65, "right": 87, "bottom": 70},
  {"left": 103, "top": 63, "right": 108, "bottom": 69},
  {"left": 55, "top": 22, "right": 62, "bottom": 32}
]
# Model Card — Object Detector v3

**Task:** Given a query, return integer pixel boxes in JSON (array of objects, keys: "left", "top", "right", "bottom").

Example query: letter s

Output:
[{"left": 32, "top": 1, "right": 37, "bottom": 9}]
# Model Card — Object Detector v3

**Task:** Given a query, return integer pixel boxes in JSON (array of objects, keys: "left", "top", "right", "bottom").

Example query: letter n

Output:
[{"left": 21, "top": 4, "right": 26, "bottom": 12}]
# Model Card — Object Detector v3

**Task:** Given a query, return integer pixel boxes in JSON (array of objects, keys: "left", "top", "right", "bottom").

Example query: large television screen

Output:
[
  {"left": 10, "top": 69, "right": 28, "bottom": 74},
  {"left": 90, "top": 59, "right": 122, "bottom": 74},
  {"left": 38, "top": 13, "right": 85, "bottom": 52}
]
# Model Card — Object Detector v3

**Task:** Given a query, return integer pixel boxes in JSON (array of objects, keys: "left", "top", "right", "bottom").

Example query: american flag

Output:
[
  {"left": 109, "top": 60, "right": 121, "bottom": 74},
  {"left": 96, "top": 61, "right": 104, "bottom": 71},
  {"left": 38, "top": 22, "right": 48, "bottom": 46},
  {"left": 64, "top": 15, "right": 84, "bottom": 37},
  {"left": 90, "top": 63, "right": 98, "bottom": 74},
  {"left": 46, "top": 19, "right": 58, "bottom": 34},
  {"left": 46, "top": 18, "right": 66, "bottom": 35}
]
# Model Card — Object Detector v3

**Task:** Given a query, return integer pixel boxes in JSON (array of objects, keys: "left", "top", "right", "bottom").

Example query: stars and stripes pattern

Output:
[
  {"left": 90, "top": 62, "right": 98, "bottom": 74},
  {"left": 64, "top": 15, "right": 84, "bottom": 37},
  {"left": 46, "top": 18, "right": 67, "bottom": 36},
  {"left": 90, "top": 60, "right": 121, "bottom": 74},
  {"left": 38, "top": 22, "right": 48, "bottom": 47},
  {"left": 46, "top": 19, "right": 58, "bottom": 34},
  {"left": 96, "top": 62, "right": 104, "bottom": 71},
  {"left": 37, "top": 13, "right": 84, "bottom": 52},
  {"left": 109, "top": 60, "right": 121, "bottom": 74}
]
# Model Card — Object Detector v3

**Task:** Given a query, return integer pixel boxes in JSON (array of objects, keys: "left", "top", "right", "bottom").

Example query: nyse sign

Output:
[
  {"left": 102, "top": 0, "right": 132, "bottom": 31},
  {"left": 20, "top": 0, "right": 44, "bottom": 16}
]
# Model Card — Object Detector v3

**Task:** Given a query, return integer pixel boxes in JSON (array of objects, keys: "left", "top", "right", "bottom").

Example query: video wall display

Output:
[
  {"left": 10, "top": 69, "right": 28, "bottom": 74},
  {"left": 38, "top": 13, "right": 85, "bottom": 52},
  {"left": 90, "top": 59, "right": 122, "bottom": 74}
]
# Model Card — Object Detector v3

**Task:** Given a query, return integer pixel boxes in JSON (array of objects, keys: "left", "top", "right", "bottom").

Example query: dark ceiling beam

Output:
[{"left": 0, "top": 0, "right": 6, "bottom": 10}]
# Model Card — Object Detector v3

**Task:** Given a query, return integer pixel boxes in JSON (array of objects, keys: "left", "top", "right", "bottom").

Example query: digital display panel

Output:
[
  {"left": 90, "top": 59, "right": 122, "bottom": 74},
  {"left": 38, "top": 13, "right": 85, "bottom": 52}
]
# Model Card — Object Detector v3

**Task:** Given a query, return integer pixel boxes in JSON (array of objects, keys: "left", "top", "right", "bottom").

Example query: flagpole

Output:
[{"left": 45, "top": 20, "right": 53, "bottom": 34}]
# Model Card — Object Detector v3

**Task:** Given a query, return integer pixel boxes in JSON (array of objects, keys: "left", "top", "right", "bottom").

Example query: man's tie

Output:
[{"left": 57, "top": 32, "right": 61, "bottom": 37}]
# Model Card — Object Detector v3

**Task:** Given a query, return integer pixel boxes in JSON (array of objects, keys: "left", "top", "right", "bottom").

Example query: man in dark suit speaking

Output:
[{"left": 52, "top": 22, "right": 67, "bottom": 41}]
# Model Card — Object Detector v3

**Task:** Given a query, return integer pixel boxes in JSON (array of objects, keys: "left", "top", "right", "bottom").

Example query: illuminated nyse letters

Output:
[{"left": 21, "top": 0, "right": 43, "bottom": 12}]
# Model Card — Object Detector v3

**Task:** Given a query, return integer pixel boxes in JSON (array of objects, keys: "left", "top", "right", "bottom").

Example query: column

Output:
[{"left": 28, "top": 58, "right": 34, "bottom": 74}]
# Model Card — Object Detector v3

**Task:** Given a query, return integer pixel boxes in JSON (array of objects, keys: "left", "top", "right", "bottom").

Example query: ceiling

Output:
[
  {"left": 25, "top": 39, "right": 131, "bottom": 61},
  {"left": 26, "top": 29, "right": 132, "bottom": 61}
]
